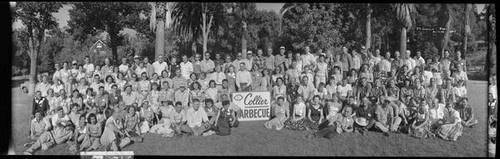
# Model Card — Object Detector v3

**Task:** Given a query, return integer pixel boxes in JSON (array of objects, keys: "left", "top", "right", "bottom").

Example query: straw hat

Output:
[{"left": 355, "top": 117, "right": 368, "bottom": 126}]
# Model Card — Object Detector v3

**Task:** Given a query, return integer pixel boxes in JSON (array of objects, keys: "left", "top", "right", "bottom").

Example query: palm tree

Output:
[
  {"left": 393, "top": 3, "right": 417, "bottom": 56},
  {"left": 279, "top": 3, "right": 296, "bottom": 37},
  {"left": 366, "top": 3, "right": 373, "bottom": 50},
  {"left": 441, "top": 4, "right": 453, "bottom": 58},
  {"left": 149, "top": 2, "right": 173, "bottom": 59},
  {"left": 233, "top": 3, "right": 255, "bottom": 57},
  {"left": 171, "top": 2, "right": 224, "bottom": 59},
  {"left": 463, "top": 4, "right": 471, "bottom": 55}
]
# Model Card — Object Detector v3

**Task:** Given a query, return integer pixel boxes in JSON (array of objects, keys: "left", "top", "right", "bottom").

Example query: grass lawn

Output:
[{"left": 10, "top": 80, "right": 489, "bottom": 156}]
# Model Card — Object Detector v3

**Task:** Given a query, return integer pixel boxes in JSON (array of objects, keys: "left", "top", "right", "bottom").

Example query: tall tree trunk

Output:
[
  {"left": 201, "top": 5, "right": 212, "bottom": 60},
  {"left": 400, "top": 27, "right": 407, "bottom": 56},
  {"left": 463, "top": 4, "right": 470, "bottom": 56},
  {"left": 109, "top": 26, "right": 119, "bottom": 65},
  {"left": 366, "top": 3, "right": 372, "bottom": 50},
  {"left": 28, "top": 27, "right": 38, "bottom": 96},
  {"left": 28, "top": 52, "right": 37, "bottom": 96},
  {"left": 242, "top": 21, "right": 247, "bottom": 58},
  {"left": 155, "top": 17, "right": 165, "bottom": 60},
  {"left": 441, "top": 5, "right": 453, "bottom": 58}
]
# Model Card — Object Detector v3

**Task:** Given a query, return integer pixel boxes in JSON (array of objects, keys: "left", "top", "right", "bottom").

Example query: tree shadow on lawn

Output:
[{"left": 11, "top": 81, "right": 489, "bottom": 156}]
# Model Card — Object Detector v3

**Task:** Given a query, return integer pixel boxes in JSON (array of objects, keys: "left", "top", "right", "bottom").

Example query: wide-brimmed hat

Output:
[{"left": 355, "top": 117, "right": 368, "bottom": 126}]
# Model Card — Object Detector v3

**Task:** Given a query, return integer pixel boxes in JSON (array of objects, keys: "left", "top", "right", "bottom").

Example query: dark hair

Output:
[
  {"left": 205, "top": 98, "right": 214, "bottom": 105},
  {"left": 209, "top": 80, "right": 216, "bottom": 87},
  {"left": 193, "top": 98, "right": 200, "bottom": 103},
  {"left": 191, "top": 81, "right": 201, "bottom": 90},
  {"left": 175, "top": 101, "right": 183, "bottom": 106},
  {"left": 105, "top": 75, "right": 115, "bottom": 83},
  {"left": 277, "top": 96, "right": 285, "bottom": 101},
  {"left": 87, "top": 113, "right": 97, "bottom": 123},
  {"left": 166, "top": 101, "right": 174, "bottom": 106},
  {"left": 222, "top": 79, "right": 228, "bottom": 83}
]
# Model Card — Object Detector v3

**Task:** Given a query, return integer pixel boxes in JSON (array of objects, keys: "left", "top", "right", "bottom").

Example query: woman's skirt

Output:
[
  {"left": 99, "top": 127, "right": 117, "bottom": 147},
  {"left": 284, "top": 118, "right": 308, "bottom": 131},
  {"left": 409, "top": 122, "right": 433, "bottom": 139},
  {"left": 436, "top": 123, "right": 463, "bottom": 141},
  {"left": 308, "top": 120, "right": 321, "bottom": 130}
]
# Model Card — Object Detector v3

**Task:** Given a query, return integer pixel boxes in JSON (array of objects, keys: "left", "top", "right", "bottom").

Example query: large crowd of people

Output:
[{"left": 24, "top": 44, "right": 478, "bottom": 155}]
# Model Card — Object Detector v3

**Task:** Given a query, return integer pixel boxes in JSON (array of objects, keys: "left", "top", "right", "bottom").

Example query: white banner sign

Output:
[{"left": 232, "top": 91, "right": 271, "bottom": 121}]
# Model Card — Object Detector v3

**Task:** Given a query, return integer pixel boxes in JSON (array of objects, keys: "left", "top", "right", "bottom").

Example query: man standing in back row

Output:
[
  {"left": 275, "top": 46, "right": 287, "bottom": 72},
  {"left": 265, "top": 47, "right": 275, "bottom": 71},
  {"left": 153, "top": 55, "right": 168, "bottom": 76}
]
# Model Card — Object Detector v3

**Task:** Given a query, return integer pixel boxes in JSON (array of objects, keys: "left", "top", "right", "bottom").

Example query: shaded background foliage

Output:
[{"left": 12, "top": 2, "right": 493, "bottom": 78}]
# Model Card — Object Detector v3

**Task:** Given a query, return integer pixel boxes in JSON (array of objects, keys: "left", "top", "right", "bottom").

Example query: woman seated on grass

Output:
[
  {"left": 409, "top": 101, "right": 433, "bottom": 139},
  {"left": 435, "top": 103, "right": 463, "bottom": 141},
  {"left": 24, "top": 120, "right": 74, "bottom": 155},
  {"left": 325, "top": 93, "right": 343, "bottom": 123},
  {"left": 204, "top": 100, "right": 238, "bottom": 136},
  {"left": 456, "top": 97, "right": 477, "bottom": 128},
  {"left": 79, "top": 113, "right": 102, "bottom": 151},
  {"left": 307, "top": 95, "right": 325, "bottom": 130},
  {"left": 284, "top": 96, "right": 308, "bottom": 131},
  {"left": 140, "top": 101, "right": 155, "bottom": 133},
  {"left": 100, "top": 108, "right": 132, "bottom": 151},
  {"left": 150, "top": 101, "right": 175, "bottom": 137},
  {"left": 71, "top": 115, "right": 88, "bottom": 152},
  {"left": 164, "top": 102, "right": 187, "bottom": 137},
  {"left": 204, "top": 99, "right": 219, "bottom": 126},
  {"left": 264, "top": 96, "right": 290, "bottom": 130},
  {"left": 124, "top": 106, "right": 143, "bottom": 143},
  {"left": 306, "top": 105, "right": 354, "bottom": 139}
]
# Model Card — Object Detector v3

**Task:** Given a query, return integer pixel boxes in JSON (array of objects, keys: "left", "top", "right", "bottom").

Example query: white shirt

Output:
[
  {"left": 119, "top": 64, "right": 129, "bottom": 74},
  {"left": 337, "top": 84, "right": 352, "bottom": 98},
  {"left": 201, "top": 59, "right": 215, "bottom": 73},
  {"left": 422, "top": 71, "right": 434, "bottom": 86},
  {"left": 51, "top": 114, "right": 70, "bottom": 128},
  {"left": 454, "top": 86, "right": 467, "bottom": 98},
  {"left": 490, "top": 85, "right": 497, "bottom": 100},
  {"left": 209, "top": 71, "right": 226, "bottom": 85},
  {"left": 236, "top": 70, "right": 252, "bottom": 88},
  {"left": 180, "top": 61, "right": 193, "bottom": 79},
  {"left": 403, "top": 59, "right": 414, "bottom": 70},
  {"left": 415, "top": 56, "right": 425, "bottom": 67},
  {"left": 301, "top": 53, "right": 316, "bottom": 67},
  {"left": 52, "top": 70, "right": 61, "bottom": 82},
  {"left": 152, "top": 61, "right": 169, "bottom": 76},
  {"left": 185, "top": 107, "right": 209, "bottom": 128},
  {"left": 379, "top": 59, "right": 392, "bottom": 72},
  {"left": 242, "top": 59, "right": 253, "bottom": 71},
  {"left": 83, "top": 63, "right": 95, "bottom": 74}
]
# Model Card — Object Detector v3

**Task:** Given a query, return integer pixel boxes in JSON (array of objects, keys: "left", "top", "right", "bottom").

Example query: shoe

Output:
[
  {"left": 360, "top": 130, "right": 366, "bottom": 136},
  {"left": 202, "top": 131, "right": 212, "bottom": 136},
  {"left": 383, "top": 132, "right": 390, "bottom": 137},
  {"left": 23, "top": 143, "right": 33, "bottom": 147},
  {"left": 23, "top": 151, "right": 32, "bottom": 155},
  {"left": 305, "top": 132, "right": 315, "bottom": 139}
]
